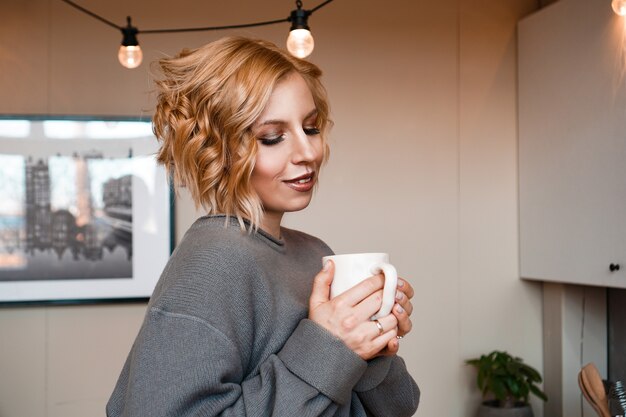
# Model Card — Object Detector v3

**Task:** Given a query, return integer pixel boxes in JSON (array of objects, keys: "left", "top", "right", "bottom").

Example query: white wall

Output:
[
  {"left": 0, "top": 0, "right": 542, "bottom": 416},
  {"left": 518, "top": 0, "right": 623, "bottom": 414}
]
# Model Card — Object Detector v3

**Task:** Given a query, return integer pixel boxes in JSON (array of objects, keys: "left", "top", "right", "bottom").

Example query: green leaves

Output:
[{"left": 465, "top": 350, "right": 548, "bottom": 408}]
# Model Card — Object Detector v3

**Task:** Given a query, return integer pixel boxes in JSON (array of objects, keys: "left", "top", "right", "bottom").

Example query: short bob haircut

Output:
[{"left": 153, "top": 36, "right": 331, "bottom": 230}]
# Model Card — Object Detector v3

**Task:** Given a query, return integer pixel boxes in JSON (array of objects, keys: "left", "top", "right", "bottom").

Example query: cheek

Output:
[{"left": 252, "top": 149, "right": 282, "bottom": 184}]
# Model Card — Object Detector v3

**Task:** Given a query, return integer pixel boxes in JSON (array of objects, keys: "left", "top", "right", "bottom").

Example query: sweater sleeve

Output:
[
  {"left": 353, "top": 356, "right": 420, "bottom": 417},
  {"left": 106, "top": 310, "right": 368, "bottom": 417}
]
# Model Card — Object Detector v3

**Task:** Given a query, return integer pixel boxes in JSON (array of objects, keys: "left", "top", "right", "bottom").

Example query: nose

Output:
[{"left": 291, "top": 129, "right": 318, "bottom": 164}]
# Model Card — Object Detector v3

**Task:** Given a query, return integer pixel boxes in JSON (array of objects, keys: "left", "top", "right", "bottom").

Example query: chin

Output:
[
  {"left": 274, "top": 196, "right": 314, "bottom": 214},
  {"left": 286, "top": 201, "right": 313, "bottom": 213}
]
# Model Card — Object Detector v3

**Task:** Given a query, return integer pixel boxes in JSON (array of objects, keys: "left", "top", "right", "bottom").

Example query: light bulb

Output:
[
  {"left": 287, "top": 29, "right": 314, "bottom": 58},
  {"left": 613, "top": 0, "right": 626, "bottom": 16},
  {"left": 118, "top": 45, "right": 143, "bottom": 69}
]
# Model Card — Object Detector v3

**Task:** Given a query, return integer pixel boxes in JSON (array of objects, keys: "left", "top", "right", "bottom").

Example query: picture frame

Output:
[{"left": 0, "top": 115, "right": 173, "bottom": 304}]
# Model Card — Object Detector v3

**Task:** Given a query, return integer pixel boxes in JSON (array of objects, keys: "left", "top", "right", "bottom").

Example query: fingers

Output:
[
  {"left": 338, "top": 276, "right": 413, "bottom": 327},
  {"left": 349, "top": 288, "right": 388, "bottom": 322},
  {"left": 308, "top": 268, "right": 413, "bottom": 360},
  {"left": 377, "top": 336, "right": 401, "bottom": 357},
  {"left": 309, "top": 260, "right": 334, "bottom": 310},
  {"left": 352, "top": 315, "right": 398, "bottom": 359},
  {"left": 393, "top": 302, "right": 413, "bottom": 337},
  {"left": 397, "top": 277, "right": 414, "bottom": 299},
  {"left": 334, "top": 273, "right": 385, "bottom": 307},
  {"left": 394, "top": 277, "right": 414, "bottom": 337},
  {"left": 394, "top": 289, "right": 413, "bottom": 316},
  {"left": 372, "top": 314, "right": 398, "bottom": 338},
  {"left": 373, "top": 312, "right": 407, "bottom": 358},
  {"left": 387, "top": 336, "right": 401, "bottom": 354},
  {"left": 371, "top": 315, "right": 400, "bottom": 357}
]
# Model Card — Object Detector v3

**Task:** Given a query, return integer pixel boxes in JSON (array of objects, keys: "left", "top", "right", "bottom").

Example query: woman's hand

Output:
[
  {"left": 308, "top": 261, "right": 399, "bottom": 360},
  {"left": 394, "top": 277, "right": 414, "bottom": 338},
  {"left": 375, "top": 277, "right": 414, "bottom": 357}
]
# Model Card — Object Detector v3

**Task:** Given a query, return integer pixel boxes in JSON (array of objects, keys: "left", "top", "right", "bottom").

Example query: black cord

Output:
[
  {"left": 139, "top": 18, "right": 289, "bottom": 35},
  {"left": 310, "top": 0, "right": 335, "bottom": 14},
  {"left": 59, "top": 0, "right": 335, "bottom": 35},
  {"left": 60, "top": 0, "right": 122, "bottom": 30}
]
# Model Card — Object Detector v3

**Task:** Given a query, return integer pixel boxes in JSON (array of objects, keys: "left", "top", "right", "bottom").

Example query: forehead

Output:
[{"left": 255, "top": 72, "right": 316, "bottom": 124}]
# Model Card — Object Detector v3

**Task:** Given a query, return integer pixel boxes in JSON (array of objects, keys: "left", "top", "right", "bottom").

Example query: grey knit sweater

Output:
[{"left": 107, "top": 215, "right": 419, "bottom": 416}]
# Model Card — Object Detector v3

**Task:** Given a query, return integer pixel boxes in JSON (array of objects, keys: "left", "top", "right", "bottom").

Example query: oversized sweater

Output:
[{"left": 107, "top": 215, "right": 420, "bottom": 416}]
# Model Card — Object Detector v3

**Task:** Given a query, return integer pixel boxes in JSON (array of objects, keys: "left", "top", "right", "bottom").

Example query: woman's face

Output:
[{"left": 251, "top": 72, "right": 324, "bottom": 221}]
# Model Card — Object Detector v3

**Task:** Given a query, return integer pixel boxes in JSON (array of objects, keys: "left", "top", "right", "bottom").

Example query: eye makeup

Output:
[
  {"left": 254, "top": 108, "right": 320, "bottom": 146},
  {"left": 259, "top": 135, "right": 285, "bottom": 146}
]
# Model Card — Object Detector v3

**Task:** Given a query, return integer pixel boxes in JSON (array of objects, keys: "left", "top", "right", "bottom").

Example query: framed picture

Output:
[{"left": 0, "top": 116, "right": 172, "bottom": 304}]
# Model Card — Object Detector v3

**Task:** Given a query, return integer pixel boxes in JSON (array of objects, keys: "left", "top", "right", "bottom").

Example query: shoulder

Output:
[
  {"left": 173, "top": 215, "right": 270, "bottom": 267},
  {"left": 181, "top": 215, "right": 251, "bottom": 250},
  {"left": 150, "top": 216, "right": 261, "bottom": 309},
  {"left": 147, "top": 217, "right": 267, "bottom": 351}
]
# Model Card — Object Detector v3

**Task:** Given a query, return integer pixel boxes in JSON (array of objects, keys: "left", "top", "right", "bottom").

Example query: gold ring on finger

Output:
[{"left": 374, "top": 319, "right": 384, "bottom": 335}]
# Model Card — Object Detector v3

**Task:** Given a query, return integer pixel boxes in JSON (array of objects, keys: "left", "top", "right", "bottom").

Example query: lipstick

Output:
[{"left": 283, "top": 172, "right": 316, "bottom": 192}]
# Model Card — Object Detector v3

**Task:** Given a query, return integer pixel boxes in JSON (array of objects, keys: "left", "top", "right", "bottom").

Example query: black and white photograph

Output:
[
  {"left": 0, "top": 154, "right": 134, "bottom": 281},
  {"left": 0, "top": 118, "right": 171, "bottom": 303}
]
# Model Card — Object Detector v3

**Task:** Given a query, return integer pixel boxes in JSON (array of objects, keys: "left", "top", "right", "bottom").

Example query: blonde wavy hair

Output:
[{"left": 153, "top": 36, "right": 331, "bottom": 230}]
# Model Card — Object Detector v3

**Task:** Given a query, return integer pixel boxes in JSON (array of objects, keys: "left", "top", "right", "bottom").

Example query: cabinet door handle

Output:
[{"left": 610, "top": 263, "right": 620, "bottom": 272}]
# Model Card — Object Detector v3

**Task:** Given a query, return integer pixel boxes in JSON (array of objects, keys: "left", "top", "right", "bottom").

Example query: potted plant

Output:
[{"left": 465, "top": 350, "right": 548, "bottom": 417}]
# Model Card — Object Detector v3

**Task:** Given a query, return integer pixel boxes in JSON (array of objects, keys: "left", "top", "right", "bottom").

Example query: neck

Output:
[{"left": 260, "top": 211, "right": 283, "bottom": 239}]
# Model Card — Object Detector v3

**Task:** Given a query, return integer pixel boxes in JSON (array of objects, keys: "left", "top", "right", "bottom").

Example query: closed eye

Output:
[
  {"left": 258, "top": 135, "right": 285, "bottom": 146},
  {"left": 304, "top": 127, "right": 320, "bottom": 135}
]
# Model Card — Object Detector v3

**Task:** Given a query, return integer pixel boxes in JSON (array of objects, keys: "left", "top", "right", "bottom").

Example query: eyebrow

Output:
[{"left": 257, "top": 108, "right": 318, "bottom": 127}]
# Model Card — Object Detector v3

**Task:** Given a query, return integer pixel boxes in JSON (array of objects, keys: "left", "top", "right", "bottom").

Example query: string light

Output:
[
  {"left": 119, "top": 17, "right": 142, "bottom": 69},
  {"left": 287, "top": 1, "right": 314, "bottom": 58},
  {"left": 60, "top": 0, "right": 334, "bottom": 68}
]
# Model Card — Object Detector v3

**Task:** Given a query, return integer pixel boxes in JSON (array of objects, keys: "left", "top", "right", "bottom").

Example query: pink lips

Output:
[{"left": 283, "top": 172, "right": 316, "bottom": 192}]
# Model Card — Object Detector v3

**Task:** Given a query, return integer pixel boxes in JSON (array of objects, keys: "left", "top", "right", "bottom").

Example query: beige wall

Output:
[{"left": 0, "top": 0, "right": 542, "bottom": 416}]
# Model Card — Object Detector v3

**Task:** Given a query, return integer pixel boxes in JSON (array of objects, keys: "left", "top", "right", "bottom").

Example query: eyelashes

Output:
[
  {"left": 259, "top": 136, "right": 284, "bottom": 146},
  {"left": 258, "top": 127, "right": 320, "bottom": 146}
]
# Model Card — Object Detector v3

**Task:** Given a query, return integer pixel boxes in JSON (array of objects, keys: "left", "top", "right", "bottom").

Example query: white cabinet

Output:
[{"left": 518, "top": 0, "right": 626, "bottom": 288}]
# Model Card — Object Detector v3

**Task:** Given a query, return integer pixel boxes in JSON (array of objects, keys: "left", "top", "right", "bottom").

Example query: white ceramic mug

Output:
[{"left": 323, "top": 252, "right": 398, "bottom": 320}]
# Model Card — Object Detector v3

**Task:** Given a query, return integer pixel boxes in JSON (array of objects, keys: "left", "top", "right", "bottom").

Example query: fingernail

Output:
[
  {"left": 396, "top": 304, "right": 404, "bottom": 314},
  {"left": 397, "top": 280, "right": 405, "bottom": 287},
  {"left": 323, "top": 260, "right": 331, "bottom": 271},
  {"left": 395, "top": 290, "right": 402, "bottom": 301}
]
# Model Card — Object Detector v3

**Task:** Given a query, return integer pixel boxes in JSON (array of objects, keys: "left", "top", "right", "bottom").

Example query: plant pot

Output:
[{"left": 476, "top": 400, "right": 534, "bottom": 417}]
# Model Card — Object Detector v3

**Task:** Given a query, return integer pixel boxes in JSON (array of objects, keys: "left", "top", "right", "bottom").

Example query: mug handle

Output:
[{"left": 369, "top": 262, "right": 398, "bottom": 320}]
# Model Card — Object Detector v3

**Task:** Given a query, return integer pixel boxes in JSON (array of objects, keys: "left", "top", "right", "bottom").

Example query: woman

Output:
[{"left": 107, "top": 36, "right": 419, "bottom": 417}]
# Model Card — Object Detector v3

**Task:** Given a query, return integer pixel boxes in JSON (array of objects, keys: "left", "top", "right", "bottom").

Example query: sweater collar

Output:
[{"left": 201, "top": 214, "right": 286, "bottom": 251}]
